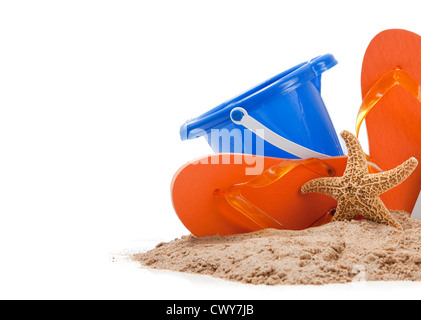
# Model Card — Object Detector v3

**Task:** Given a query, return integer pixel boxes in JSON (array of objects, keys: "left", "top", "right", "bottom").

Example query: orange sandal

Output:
[
  {"left": 358, "top": 29, "right": 421, "bottom": 214},
  {"left": 171, "top": 154, "right": 382, "bottom": 236}
]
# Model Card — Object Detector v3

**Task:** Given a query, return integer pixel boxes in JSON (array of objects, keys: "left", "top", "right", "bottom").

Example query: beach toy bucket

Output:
[{"left": 180, "top": 54, "right": 344, "bottom": 159}]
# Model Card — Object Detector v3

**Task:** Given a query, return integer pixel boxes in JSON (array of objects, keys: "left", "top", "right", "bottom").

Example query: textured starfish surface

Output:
[{"left": 301, "top": 130, "right": 418, "bottom": 231}]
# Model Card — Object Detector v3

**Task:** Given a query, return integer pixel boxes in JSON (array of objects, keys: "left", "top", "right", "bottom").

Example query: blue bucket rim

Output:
[{"left": 180, "top": 54, "right": 337, "bottom": 140}]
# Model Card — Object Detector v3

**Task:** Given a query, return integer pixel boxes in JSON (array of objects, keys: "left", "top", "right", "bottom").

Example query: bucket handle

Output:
[
  {"left": 230, "top": 107, "right": 328, "bottom": 159},
  {"left": 356, "top": 68, "right": 421, "bottom": 137}
]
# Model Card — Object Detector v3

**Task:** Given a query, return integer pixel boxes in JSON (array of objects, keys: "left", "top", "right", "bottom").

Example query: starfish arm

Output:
[
  {"left": 330, "top": 200, "right": 358, "bottom": 222},
  {"left": 361, "top": 197, "right": 403, "bottom": 231},
  {"left": 301, "top": 177, "right": 342, "bottom": 200},
  {"left": 341, "top": 130, "right": 370, "bottom": 176},
  {"left": 362, "top": 157, "right": 418, "bottom": 195}
]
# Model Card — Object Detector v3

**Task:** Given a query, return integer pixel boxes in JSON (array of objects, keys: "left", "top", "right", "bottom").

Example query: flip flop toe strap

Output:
[
  {"left": 356, "top": 69, "right": 421, "bottom": 137},
  {"left": 223, "top": 158, "right": 336, "bottom": 230}
]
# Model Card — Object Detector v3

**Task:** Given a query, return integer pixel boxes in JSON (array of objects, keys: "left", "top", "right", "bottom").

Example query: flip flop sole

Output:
[
  {"left": 361, "top": 29, "right": 421, "bottom": 213},
  {"left": 171, "top": 154, "right": 350, "bottom": 236}
]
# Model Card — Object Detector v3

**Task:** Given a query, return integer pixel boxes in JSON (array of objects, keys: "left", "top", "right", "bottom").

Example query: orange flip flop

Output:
[
  {"left": 358, "top": 29, "right": 421, "bottom": 214},
  {"left": 171, "top": 154, "right": 383, "bottom": 236}
]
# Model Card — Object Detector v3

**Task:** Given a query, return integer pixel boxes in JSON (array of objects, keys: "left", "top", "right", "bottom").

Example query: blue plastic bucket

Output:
[{"left": 180, "top": 54, "right": 344, "bottom": 159}]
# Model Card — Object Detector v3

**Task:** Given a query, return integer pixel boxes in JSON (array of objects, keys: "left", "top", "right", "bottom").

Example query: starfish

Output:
[{"left": 301, "top": 130, "right": 418, "bottom": 231}]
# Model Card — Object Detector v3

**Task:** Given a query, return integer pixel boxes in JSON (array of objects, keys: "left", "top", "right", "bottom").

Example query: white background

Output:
[{"left": 1, "top": 0, "right": 421, "bottom": 299}]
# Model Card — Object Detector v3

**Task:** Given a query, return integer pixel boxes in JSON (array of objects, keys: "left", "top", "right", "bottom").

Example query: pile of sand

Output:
[{"left": 134, "top": 211, "right": 421, "bottom": 285}]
